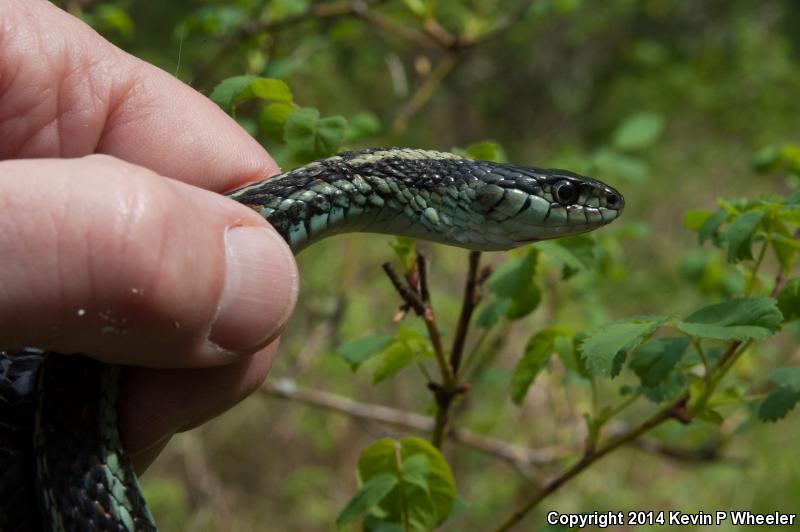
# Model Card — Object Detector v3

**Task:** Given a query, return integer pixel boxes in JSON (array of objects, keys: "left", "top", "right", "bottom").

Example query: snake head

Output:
[{"left": 449, "top": 162, "right": 625, "bottom": 250}]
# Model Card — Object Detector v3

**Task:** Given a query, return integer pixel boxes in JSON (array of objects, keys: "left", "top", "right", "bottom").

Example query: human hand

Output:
[{"left": 0, "top": 0, "right": 298, "bottom": 471}]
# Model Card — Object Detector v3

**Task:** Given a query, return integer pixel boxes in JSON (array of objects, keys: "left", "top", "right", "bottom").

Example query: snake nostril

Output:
[{"left": 605, "top": 191, "right": 620, "bottom": 208}]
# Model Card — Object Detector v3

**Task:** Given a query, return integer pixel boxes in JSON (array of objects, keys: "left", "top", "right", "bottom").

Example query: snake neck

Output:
[{"left": 227, "top": 149, "right": 473, "bottom": 253}]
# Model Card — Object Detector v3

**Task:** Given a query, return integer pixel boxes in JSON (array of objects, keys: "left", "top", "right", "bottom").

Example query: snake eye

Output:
[{"left": 553, "top": 180, "right": 578, "bottom": 205}]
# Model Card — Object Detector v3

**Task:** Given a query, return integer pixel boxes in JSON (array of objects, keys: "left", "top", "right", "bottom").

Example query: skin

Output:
[{"left": 0, "top": 0, "right": 299, "bottom": 471}]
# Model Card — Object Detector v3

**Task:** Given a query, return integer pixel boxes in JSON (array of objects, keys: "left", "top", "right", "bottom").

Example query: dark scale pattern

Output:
[
  {"left": 34, "top": 355, "right": 156, "bottom": 532},
  {"left": 227, "top": 147, "right": 623, "bottom": 251},
  {"left": 0, "top": 349, "right": 44, "bottom": 532}
]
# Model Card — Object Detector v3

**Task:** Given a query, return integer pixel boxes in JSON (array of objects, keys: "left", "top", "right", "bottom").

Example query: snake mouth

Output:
[{"left": 514, "top": 216, "right": 619, "bottom": 244}]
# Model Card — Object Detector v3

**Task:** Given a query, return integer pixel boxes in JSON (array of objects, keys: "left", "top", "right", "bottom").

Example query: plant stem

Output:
[
  {"left": 493, "top": 397, "right": 688, "bottom": 532},
  {"left": 450, "top": 251, "right": 482, "bottom": 375},
  {"left": 745, "top": 238, "right": 769, "bottom": 295}
]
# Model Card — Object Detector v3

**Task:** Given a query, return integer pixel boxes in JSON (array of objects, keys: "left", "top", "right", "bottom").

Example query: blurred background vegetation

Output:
[{"left": 58, "top": 0, "right": 800, "bottom": 530}]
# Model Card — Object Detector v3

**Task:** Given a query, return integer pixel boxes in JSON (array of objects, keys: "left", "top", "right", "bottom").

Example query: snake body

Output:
[{"left": 0, "top": 148, "right": 623, "bottom": 531}]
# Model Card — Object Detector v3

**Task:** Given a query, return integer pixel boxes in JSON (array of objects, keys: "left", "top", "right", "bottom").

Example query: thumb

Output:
[{"left": 0, "top": 155, "right": 298, "bottom": 367}]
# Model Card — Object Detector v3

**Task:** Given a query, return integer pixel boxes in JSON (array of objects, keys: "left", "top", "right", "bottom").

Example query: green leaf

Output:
[
  {"left": 474, "top": 299, "right": 510, "bottom": 329},
  {"left": 235, "top": 77, "right": 293, "bottom": 105},
  {"left": 463, "top": 141, "right": 503, "bottom": 162},
  {"left": 554, "top": 333, "right": 590, "bottom": 379},
  {"left": 336, "top": 335, "right": 393, "bottom": 370},
  {"left": 591, "top": 149, "right": 649, "bottom": 182},
  {"left": 389, "top": 236, "right": 416, "bottom": 272},
  {"left": 484, "top": 249, "right": 541, "bottom": 321},
  {"left": 677, "top": 297, "right": 783, "bottom": 341},
  {"left": 753, "top": 144, "right": 781, "bottom": 172},
  {"left": 629, "top": 337, "right": 689, "bottom": 388},
  {"left": 769, "top": 228, "right": 798, "bottom": 273},
  {"left": 210, "top": 76, "right": 293, "bottom": 114},
  {"left": 579, "top": 316, "right": 667, "bottom": 377},
  {"left": 698, "top": 209, "right": 728, "bottom": 244},
  {"left": 511, "top": 328, "right": 568, "bottom": 404},
  {"left": 210, "top": 75, "right": 256, "bottom": 112},
  {"left": 536, "top": 236, "right": 597, "bottom": 278},
  {"left": 777, "top": 278, "right": 800, "bottom": 322},
  {"left": 400, "top": 454, "right": 430, "bottom": 494},
  {"left": 612, "top": 112, "right": 664, "bottom": 151},
  {"left": 93, "top": 5, "right": 135, "bottom": 38},
  {"left": 372, "top": 328, "right": 433, "bottom": 384},
  {"left": 344, "top": 112, "right": 381, "bottom": 142},
  {"left": 722, "top": 210, "right": 765, "bottom": 261},
  {"left": 363, "top": 516, "right": 404, "bottom": 532},
  {"left": 505, "top": 280, "right": 541, "bottom": 319},
  {"left": 641, "top": 371, "right": 686, "bottom": 403},
  {"left": 285, "top": 107, "right": 347, "bottom": 160},
  {"left": 336, "top": 473, "right": 398, "bottom": 527},
  {"left": 683, "top": 209, "right": 713, "bottom": 231},
  {"left": 769, "top": 366, "right": 800, "bottom": 392},
  {"left": 488, "top": 249, "right": 537, "bottom": 298},
  {"left": 758, "top": 387, "right": 800, "bottom": 422},
  {"left": 259, "top": 102, "right": 293, "bottom": 143},
  {"left": 357, "top": 438, "right": 456, "bottom": 531}
]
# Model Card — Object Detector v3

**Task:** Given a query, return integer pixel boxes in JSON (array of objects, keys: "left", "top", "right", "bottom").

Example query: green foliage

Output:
[
  {"left": 335, "top": 328, "right": 433, "bottom": 383},
  {"left": 211, "top": 75, "right": 351, "bottom": 163},
  {"left": 759, "top": 367, "right": 800, "bottom": 422},
  {"left": 511, "top": 328, "right": 569, "bottom": 404},
  {"left": 389, "top": 236, "right": 417, "bottom": 272},
  {"left": 535, "top": 235, "right": 598, "bottom": 279},
  {"left": 629, "top": 337, "right": 689, "bottom": 388},
  {"left": 335, "top": 334, "right": 393, "bottom": 370},
  {"left": 776, "top": 278, "right": 800, "bottom": 322},
  {"left": 347, "top": 438, "right": 456, "bottom": 531},
  {"left": 454, "top": 141, "right": 506, "bottom": 163},
  {"left": 370, "top": 328, "right": 433, "bottom": 384},
  {"left": 611, "top": 112, "right": 664, "bottom": 151},
  {"left": 677, "top": 298, "right": 782, "bottom": 341},
  {"left": 476, "top": 248, "right": 541, "bottom": 326},
  {"left": 336, "top": 474, "right": 399, "bottom": 527},
  {"left": 580, "top": 316, "right": 666, "bottom": 377},
  {"left": 80, "top": 3, "right": 135, "bottom": 38},
  {"left": 284, "top": 107, "right": 348, "bottom": 160},
  {"left": 210, "top": 76, "right": 293, "bottom": 114},
  {"left": 686, "top": 193, "right": 800, "bottom": 274}
]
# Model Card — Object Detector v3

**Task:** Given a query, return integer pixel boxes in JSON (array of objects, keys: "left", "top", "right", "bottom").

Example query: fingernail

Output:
[{"left": 208, "top": 226, "right": 297, "bottom": 353}]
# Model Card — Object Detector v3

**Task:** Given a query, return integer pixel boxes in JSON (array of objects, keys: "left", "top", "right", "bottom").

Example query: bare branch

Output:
[
  {"left": 450, "top": 251, "right": 482, "bottom": 375},
  {"left": 382, "top": 262, "right": 425, "bottom": 315},
  {"left": 261, "top": 378, "right": 565, "bottom": 477},
  {"left": 391, "top": 51, "right": 461, "bottom": 137}
]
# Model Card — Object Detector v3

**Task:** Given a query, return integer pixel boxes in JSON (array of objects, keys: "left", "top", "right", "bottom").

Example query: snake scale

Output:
[{"left": 0, "top": 148, "right": 623, "bottom": 531}]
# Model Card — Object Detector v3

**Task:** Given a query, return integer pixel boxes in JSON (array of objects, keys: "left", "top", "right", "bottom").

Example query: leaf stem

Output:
[{"left": 745, "top": 237, "right": 769, "bottom": 295}]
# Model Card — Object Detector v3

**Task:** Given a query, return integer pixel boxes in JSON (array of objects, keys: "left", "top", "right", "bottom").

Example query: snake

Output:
[{"left": 0, "top": 147, "right": 623, "bottom": 531}]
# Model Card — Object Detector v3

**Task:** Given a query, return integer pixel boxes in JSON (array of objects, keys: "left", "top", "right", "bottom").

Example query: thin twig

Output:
[
  {"left": 464, "top": 0, "right": 536, "bottom": 49},
  {"left": 494, "top": 397, "right": 690, "bottom": 532},
  {"left": 417, "top": 253, "right": 431, "bottom": 304},
  {"left": 382, "top": 262, "right": 425, "bottom": 315},
  {"left": 358, "top": 10, "right": 442, "bottom": 49},
  {"left": 450, "top": 251, "right": 483, "bottom": 375},
  {"left": 260, "top": 379, "right": 565, "bottom": 476},
  {"left": 391, "top": 51, "right": 461, "bottom": 137},
  {"left": 193, "top": 0, "right": 389, "bottom": 86},
  {"left": 382, "top": 261, "right": 454, "bottom": 386}
]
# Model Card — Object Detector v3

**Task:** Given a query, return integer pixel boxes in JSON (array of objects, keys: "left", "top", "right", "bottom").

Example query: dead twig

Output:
[{"left": 261, "top": 378, "right": 566, "bottom": 480}]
